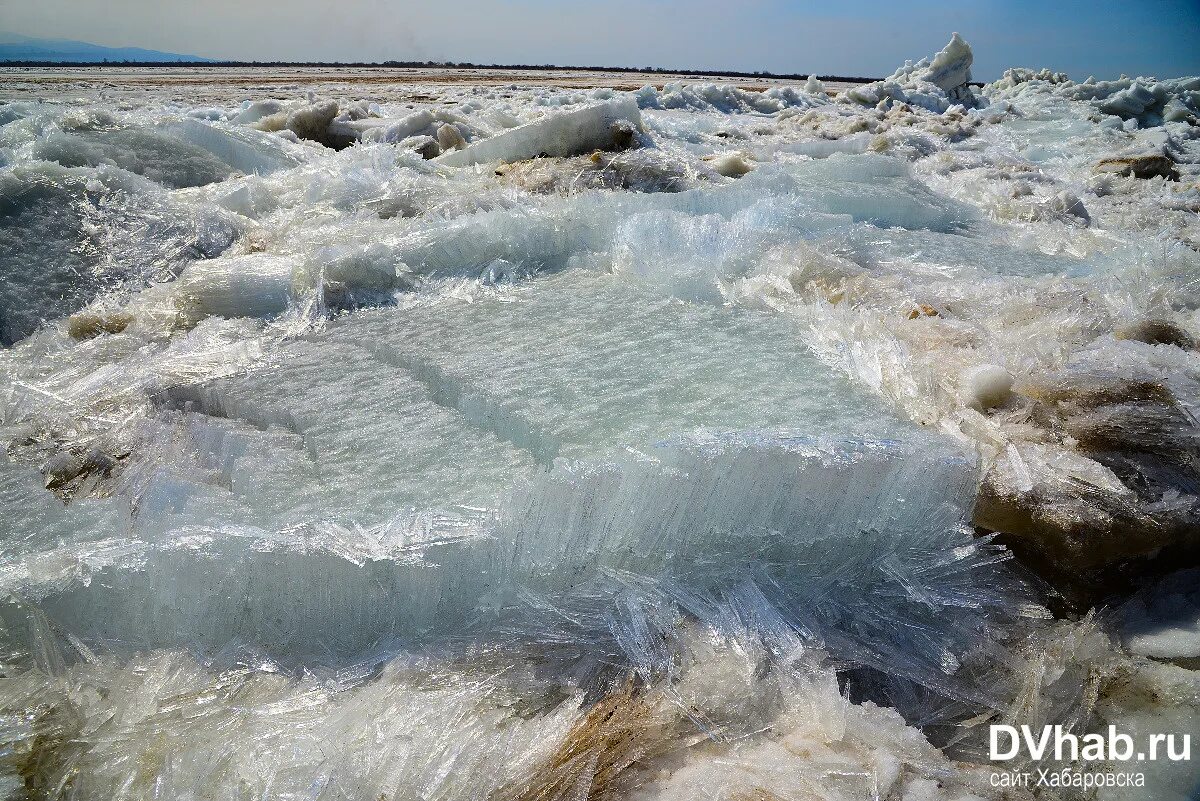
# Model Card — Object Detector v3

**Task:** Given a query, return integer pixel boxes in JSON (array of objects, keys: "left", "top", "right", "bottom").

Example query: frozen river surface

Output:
[{"left": 1, "top": 36, "right": 1199, "bottom": 801}]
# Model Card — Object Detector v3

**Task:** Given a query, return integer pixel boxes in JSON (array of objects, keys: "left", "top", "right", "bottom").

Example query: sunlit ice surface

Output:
[{"left": 1, "top": 36, "right": 1199, "bottom": 801}]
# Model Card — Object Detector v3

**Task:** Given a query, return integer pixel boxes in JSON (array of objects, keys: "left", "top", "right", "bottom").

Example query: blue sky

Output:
[{"left": 2, "top": 0, "right": 1198, "bottom": 79}]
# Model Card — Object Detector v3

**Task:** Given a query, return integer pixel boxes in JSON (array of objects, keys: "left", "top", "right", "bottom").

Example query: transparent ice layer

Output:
[
  {"left": 1, "top": 248, "right": 1028, "bottom": 709},
  {"left": 1, "top": 263, "right": 936, "bottom": 545},
  {"left": 6, "top": 434, "right": 1001, "bottom": 670},
  {"left": 31, "top": 127, "right": 236, "bottom": 188}
]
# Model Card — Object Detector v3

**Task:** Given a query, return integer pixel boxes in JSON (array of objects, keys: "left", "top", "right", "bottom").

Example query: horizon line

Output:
[{"left": 0, "top": 59, "right": 893, "bottom": 83}]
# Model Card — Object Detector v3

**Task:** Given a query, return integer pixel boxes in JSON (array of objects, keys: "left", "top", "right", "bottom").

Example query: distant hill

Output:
[{"left": 0, "top": 32, "right": 211, "bottom": 63}]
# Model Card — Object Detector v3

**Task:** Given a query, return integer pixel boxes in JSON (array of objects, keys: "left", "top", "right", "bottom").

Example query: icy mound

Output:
[
  {"left": 843, "top": 33, "right": 978, "bottom": 112},
  {"left": 32, "top": 126, "right": 235, "bottom": 188},
  {"left": 985, "top": 71, "right": 1200, "bottom": 127},
  {"left": 237, "top": 95, "right": 644, "bottom": 164},
  {"left": 195, "top": 140, "right": 513, "bottom": 223},
  {"left": 164, "top": 117, "right": 306, "bottom": 175},
  {"left": 493, "top": 148, "right": 712, "bottom": 194},
  {"left": 3, "top": 105, "right": 306, "bottom": 189},
  {"left": 353, "top": 107, "right": 484, "bottom": 157},
  {"left": 1084, "top": 77, "right": 1200, "bottom": 125},
  {"left": 81, "top": 153, "right": 973, "bottom": 330}
]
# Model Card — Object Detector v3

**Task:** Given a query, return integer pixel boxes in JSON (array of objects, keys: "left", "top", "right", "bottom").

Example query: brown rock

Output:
[
  {"left": 1114, "top": 319, "right": 1196, "bottom": 349},
  {"left": 906, "top": 303, "right": 939, "bottom": 319},
  {"left": 1095, "top": 154, "right": 1180, "bottom": 181},
  {"left": 67, "top": 310, "right": 133, "bottom": 340}
]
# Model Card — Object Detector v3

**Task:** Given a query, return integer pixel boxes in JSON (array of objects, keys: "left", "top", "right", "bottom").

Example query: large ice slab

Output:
[
  {"left": 79, "top": 268, "right": 924, "bottom": 528},
  {"left": 32, "top": 127, "right": 235, "bottom": 188},
  {"left": 437, "top": 97, "right": 642, "bottom": 167},
  {"left": 6, "top": 430, "right": 1017, "bottom": 697}
]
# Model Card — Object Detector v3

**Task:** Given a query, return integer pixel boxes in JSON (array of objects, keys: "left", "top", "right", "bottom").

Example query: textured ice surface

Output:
[
  {"left": 0, "top": 161, "right": 237, "bottom": 344},
  {"left": 2, "top": 33, "right": 1199, "bottom": 800},
  {"left": 32, "top": 127, "right": 235, "bottom": 188},
  {"left": 0, "top": 630, "right": 1028, "bottom": 801}
]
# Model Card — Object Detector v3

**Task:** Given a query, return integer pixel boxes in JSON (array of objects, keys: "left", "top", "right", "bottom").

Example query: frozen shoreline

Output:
[{"left": 0, "top": 64, "right": 866, "bottom": 103}]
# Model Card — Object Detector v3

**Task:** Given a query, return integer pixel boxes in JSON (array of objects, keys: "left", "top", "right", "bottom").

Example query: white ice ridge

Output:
[
  {"left": 635, "top": 81, "right": 830, "bottom": 113},
  {"left": 436, "top": 97, "right": 643, "bottom": 166},
  {"left": 986, "top": 70, "right": 1200, "bottom": 126}
]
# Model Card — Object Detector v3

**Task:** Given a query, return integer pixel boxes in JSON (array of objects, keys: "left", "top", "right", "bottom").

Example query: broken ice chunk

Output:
[
  {"left": 703, "top": 151, "right": 755, "bottom": 178},
  {"left": 173, "top": 254, "right": 294, "bottom": 322},
  {"left": 436, "top": 97, "right": 643, "bottom": 167},
  {"left": 920, "top": 32, "right": 974, "bottom": 95},
  {"left": 354, "top": 109, "right": 437, "bottom": 143}
]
